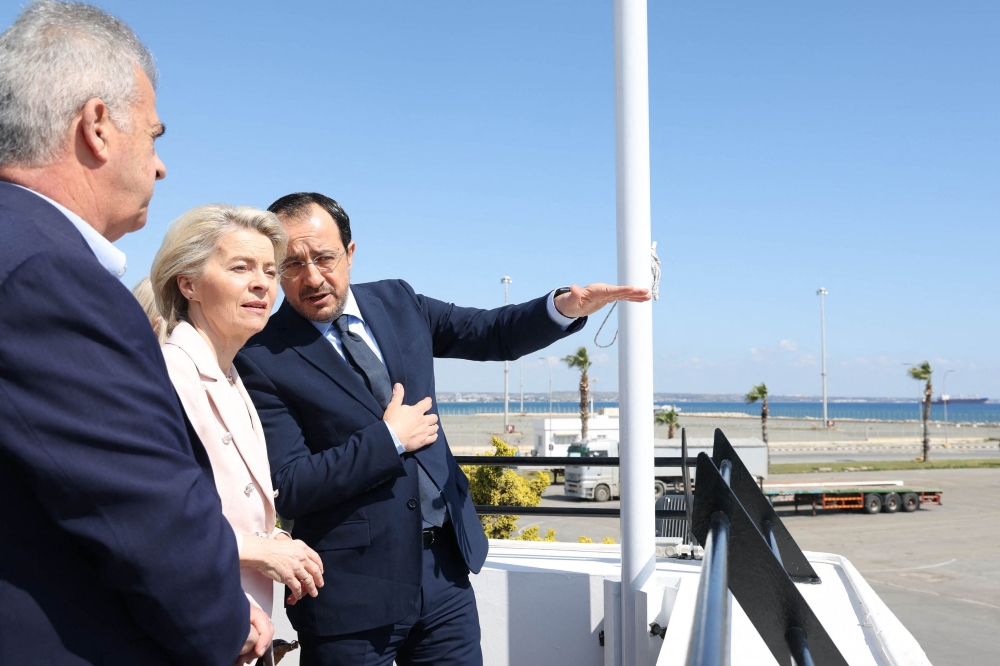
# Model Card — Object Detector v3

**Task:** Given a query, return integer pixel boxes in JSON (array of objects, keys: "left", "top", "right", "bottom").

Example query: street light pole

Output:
[
  {"left": 539, "top": 356, "right": 553, "bottom": 415},
  {"left": 817, "top": 288, "right": 828, "bottom": 426},
  {"left": 501, "top": 276, "right": 512, "bottom": 430},
  {"left": 519, "top": 358, "right": 524, "bottom": 415},
  {"left": 590, "top": 377, "right": 598, "bottom": 415},
  {"left": 943, "top": 369, "right": 955, "bottom": 445}
]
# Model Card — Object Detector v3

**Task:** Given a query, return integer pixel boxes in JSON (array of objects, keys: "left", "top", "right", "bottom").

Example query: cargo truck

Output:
[{"left": 564, "top": 436, "right": 768, "bottom": 501}]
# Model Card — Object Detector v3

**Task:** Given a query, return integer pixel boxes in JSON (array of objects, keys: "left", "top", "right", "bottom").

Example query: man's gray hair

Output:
[{"left": 0, "top": 1, "right": 157, "bottom": 167}]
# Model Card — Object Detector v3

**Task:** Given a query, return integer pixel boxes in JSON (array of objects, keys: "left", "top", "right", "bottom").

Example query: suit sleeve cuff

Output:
[
  {"left": 547, "top": 289, "right": 579, "bottom": 330},
  {"left": 384, "top": 422, "right": 406, "bottom": 456}
]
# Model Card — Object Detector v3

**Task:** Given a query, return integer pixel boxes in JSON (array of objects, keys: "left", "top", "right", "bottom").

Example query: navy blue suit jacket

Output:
[
  {"left": 235, "top": 280, "right": 584, "bottom": 636},
  {"left": 0, "top": 183, "right": 249, "bottom": 665}
]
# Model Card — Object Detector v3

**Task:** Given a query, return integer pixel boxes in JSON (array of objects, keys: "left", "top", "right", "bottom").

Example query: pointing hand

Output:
[{"left": 552, "top": 283, "right": 651, "bottom": 319}]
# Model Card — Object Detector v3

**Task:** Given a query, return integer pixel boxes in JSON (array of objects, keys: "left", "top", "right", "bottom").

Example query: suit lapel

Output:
[
  {"left": 353, "top": 286, "right": 450, "bottom": 488},
  {"left": 273, "top": 301, "right": 384, "bottom": 419},
  {"left": 352, "top": 286, "right": 409, "bottom": 391}
]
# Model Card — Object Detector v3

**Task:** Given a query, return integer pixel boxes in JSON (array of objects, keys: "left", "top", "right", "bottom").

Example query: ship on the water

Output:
[{"left": 933, "top": 395, "right": 989, "bottom": 405}]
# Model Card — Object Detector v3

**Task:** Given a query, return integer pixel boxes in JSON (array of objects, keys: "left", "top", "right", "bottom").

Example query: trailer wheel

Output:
[
  {"left": 863, "top": 493, "right": 882, "bottom": 514},
  {"left": 594, "top": 484, "right": 611, "bottom": 503},
  {"left": 882, "top": 492, "right": 901, "bottom": 513},
  {"left": 654, "top": 480, "right": 668, "bottom": 499},
  {"left": 901, "top": 493, "right": 920, "bottom": 512}
]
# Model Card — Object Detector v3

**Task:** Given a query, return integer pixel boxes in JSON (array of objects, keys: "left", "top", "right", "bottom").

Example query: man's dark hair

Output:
[{"left": 267, "top": 192, "right": 352, "bottom": 247}]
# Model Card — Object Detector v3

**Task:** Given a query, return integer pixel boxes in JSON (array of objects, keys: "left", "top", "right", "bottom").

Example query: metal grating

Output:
[{"left": 655, "top": 494, "right": 689, "bottom": 539}]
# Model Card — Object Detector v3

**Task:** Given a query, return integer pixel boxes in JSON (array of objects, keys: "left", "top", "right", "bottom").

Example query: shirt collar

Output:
[
  {"left": 311, "top": 287, "right": 362, "bottom": 335},
  {"left": 14, "top": 184, "right": 128, "bottom": 278}
]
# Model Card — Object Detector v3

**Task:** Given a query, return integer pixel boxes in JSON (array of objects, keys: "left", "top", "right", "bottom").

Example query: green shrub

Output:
[{"left": 460, "top": 437, "right": 551, "bottom": 539}]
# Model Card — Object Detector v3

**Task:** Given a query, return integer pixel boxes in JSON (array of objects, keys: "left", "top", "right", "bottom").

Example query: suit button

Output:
[
  {"left": 245, "top": 483, "right": 254, "bottom": 496},
  {"left": 407, "top": 499, "right": 418, "bottom": 509},
  {"left": 223, "top": 432, "right": 233, "bottom": 444}
]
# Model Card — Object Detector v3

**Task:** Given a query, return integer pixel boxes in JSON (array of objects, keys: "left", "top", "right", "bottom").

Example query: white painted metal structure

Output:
[
  {"left": 613, "top": 0, "right": 656, "bottom": 663},
  {"left": 501, "top": 276, "right": 512, "bottom": 429},
  {"left": 269, "top": 543, "right": 933, "bottom": 666},
  {"left": 818, "top": 287, "right": 829, "bottom": 424}
]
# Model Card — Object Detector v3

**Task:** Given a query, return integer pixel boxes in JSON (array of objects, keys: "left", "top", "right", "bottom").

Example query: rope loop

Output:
[{"left": 593, "top": 240, "right": 659, "bottom": 348}]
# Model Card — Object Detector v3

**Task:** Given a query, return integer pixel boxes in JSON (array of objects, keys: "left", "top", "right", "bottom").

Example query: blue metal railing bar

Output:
[
  {"left": 762, "top": 520, "right": 782, "bottom": 567},
  {"left": 685, "top": 512, "right": 731, "bottom": 666},
  {"left": 786, "top": 627, "right": 816, "bottom": 666},
  {"left": 681, "top": 429, "right": 695, "bottom": 545}
]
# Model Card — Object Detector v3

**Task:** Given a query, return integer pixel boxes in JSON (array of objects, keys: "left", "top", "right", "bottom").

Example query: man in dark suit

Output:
[
  {"left": 235, "top": 192, "right": 649, "bottom": 665},
  {"left": 0, "top": 4, "right": 267, "bottom": 664}
]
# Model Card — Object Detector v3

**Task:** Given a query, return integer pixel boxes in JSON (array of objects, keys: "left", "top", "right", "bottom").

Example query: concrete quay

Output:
[{"left": 441, "top": 411, "right": 1000, "bottom": 456}]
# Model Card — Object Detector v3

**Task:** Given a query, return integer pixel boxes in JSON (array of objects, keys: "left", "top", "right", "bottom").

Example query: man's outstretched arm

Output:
[{"left": 409, "top": 280, "right": 650, "bottom": 361}]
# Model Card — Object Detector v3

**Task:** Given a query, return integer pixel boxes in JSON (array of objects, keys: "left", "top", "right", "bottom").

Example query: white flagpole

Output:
[{"left": 613, "top": 0, "right": 656, "bottom": 663}]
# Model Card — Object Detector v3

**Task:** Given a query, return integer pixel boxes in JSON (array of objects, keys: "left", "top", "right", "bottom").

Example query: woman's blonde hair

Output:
[
  {"left": 151, "top": 204, "right": 287, "bottom": 332},
  {"left": 131, "top": 276, "right": 168, "bottom": 343}
]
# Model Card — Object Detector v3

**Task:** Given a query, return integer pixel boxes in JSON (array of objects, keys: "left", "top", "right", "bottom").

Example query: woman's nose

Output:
[{"left": 250, "top": 269, "right": 272, "bottom": 292}]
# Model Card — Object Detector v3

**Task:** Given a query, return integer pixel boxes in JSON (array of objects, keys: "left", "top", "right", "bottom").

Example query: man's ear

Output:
[
  {"left": 346, "top": 241, "right": 356, "bottom": 269},
  {"left": 78, "top": 98, "right": 113, "bottom": 164}
]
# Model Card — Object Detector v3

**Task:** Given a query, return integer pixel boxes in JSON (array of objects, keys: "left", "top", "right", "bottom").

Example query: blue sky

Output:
[{"left": 5, "top": 1, "right": 997, "bottom": 399}]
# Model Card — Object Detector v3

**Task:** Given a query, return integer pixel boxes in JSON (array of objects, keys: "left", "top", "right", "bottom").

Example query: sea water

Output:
[{"left": 436, "top": 400, "right": 1000, "bottom": 423}]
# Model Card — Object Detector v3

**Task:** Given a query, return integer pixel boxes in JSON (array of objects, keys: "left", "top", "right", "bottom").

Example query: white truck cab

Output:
[{"left": 564, "top": 437, "right": 768, "bottom": 502}]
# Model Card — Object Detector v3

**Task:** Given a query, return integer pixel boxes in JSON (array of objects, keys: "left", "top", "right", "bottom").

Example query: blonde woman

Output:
[
  {"left": 131, "top": 276, "right": 168, "bottom": 343},
  {"left": 151, "top": 204, "right": 324, "bottom": 621}
]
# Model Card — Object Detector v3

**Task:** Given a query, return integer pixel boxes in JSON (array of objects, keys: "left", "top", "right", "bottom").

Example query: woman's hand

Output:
[
  {"left": 241, "top": 533, "right": 324, "bottom": 605},
  {"left": 234, "top": 604, "right": 273, "bottom": 665}
]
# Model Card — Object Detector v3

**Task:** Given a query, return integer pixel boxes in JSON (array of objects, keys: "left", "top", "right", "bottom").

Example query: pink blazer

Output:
[{"left": 163, "top": 321, "right": 279, "bottom": 616}]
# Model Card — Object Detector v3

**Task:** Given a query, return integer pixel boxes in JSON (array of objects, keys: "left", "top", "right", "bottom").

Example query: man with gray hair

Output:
[{"left": 0, "top": 3, "right": 270, "bottom": 664}]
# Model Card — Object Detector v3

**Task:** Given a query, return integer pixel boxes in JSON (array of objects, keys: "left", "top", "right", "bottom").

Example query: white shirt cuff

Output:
[
  {"left": 547, "top": 289, "right": 578, "bottom": 330},
  {"left": 385, "top": 422, "right": 406, "bottom": 456}
]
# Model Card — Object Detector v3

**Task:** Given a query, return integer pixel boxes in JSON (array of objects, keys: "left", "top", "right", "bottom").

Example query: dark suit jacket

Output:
[
  {"left": 0, "top": 182, "right": 249, "bottom": 665},
  {"left": 235, "top": 279, "right": 584, "bottom": 636}
]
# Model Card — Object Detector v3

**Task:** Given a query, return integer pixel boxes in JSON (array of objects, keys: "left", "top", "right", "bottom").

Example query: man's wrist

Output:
[
  {"left": 384, "top": 422, "right": 406, "bottom": 456},
  {"left": 547, "top": 288, "right": 577, "bottom": 330}
]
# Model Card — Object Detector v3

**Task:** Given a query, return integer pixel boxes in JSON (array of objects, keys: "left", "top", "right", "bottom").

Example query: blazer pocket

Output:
[{"left": 313, "top": 520, "right": 371, "bottom": 551}]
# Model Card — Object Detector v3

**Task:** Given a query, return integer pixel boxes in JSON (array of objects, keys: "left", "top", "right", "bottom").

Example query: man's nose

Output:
[
  {"left": 154, "top": 152, "right": 166, "bottom": 180},
  {"left": 302, "top": 262, "right": 326, "bottom": 286}
]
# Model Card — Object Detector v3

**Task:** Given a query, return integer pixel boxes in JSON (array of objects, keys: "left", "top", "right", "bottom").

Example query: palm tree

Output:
[
  {"left": 654, "top": 407, "right": 680, "bottom": 439},
  {"left": 908, "top": 361, "right": 933, "bottom": 462},
  {"left": 561, "top": 347, "right": 592, "bottom": 440},
  {"left": 745, "top": 382, "right": 770, "bottom": 472}
]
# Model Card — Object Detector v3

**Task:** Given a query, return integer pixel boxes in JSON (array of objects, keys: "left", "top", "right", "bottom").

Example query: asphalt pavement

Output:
[{"left": 516, "top": 468, "right": 1000, "bottom": 666}]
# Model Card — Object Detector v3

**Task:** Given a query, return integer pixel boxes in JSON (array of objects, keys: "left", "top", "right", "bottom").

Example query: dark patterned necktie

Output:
[{"left": 334, "top": 315, "right": 447, "bottom": 527}]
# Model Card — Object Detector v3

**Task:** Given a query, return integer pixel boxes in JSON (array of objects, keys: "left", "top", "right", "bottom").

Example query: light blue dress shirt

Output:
[{"left": 14, "top": 185, "right": 127, "bottom": 278}]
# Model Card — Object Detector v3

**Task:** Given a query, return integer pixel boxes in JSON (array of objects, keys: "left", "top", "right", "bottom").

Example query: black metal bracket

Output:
[
  {"left": 692, "top": 453, "right": 848, "bottom": 666},
  {"left": 711, "top": 429, "right": 820, "bottom": 584},
  {"left": 454, "top": 456, "right": 697, "bottom": 467},
  {"left": 474, "top": 505, "right": 686, "bottom": 519}
]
